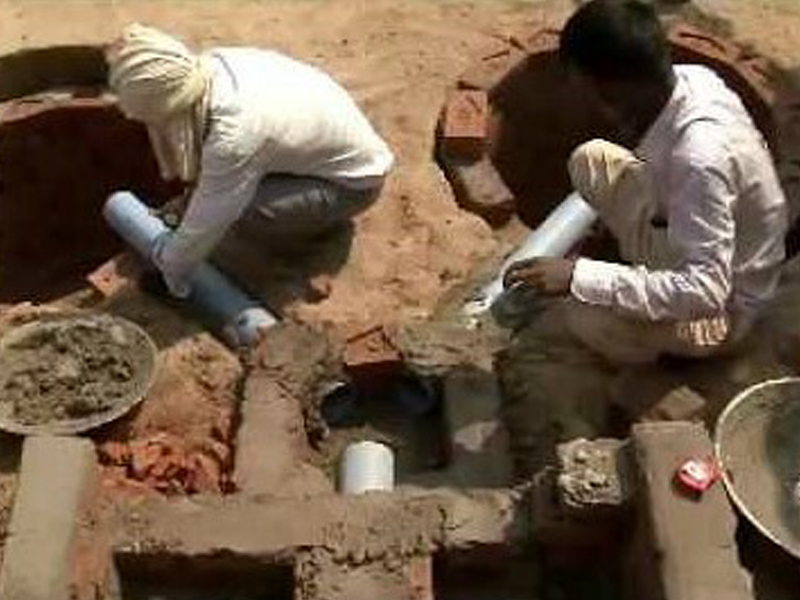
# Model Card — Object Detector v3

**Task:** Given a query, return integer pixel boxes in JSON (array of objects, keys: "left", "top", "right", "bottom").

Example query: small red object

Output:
[{"left": 676, "top": 457, "right": 720, "bottom": 493}]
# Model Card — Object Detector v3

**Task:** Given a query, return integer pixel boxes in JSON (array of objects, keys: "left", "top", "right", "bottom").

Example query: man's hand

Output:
[
  {"left": 503, "top": 257, "right": 576, "bottom": 296},
  {"left": 153, "top": 193, "right": 190, "bottom": 227}
]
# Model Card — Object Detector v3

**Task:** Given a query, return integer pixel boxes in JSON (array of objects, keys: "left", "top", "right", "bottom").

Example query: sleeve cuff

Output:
[
  {"left": 151, "top": 232, "right": 193, "bottom": 299},
  {"left": 570, "top": 258, "right": 623, "bottom": 307}
]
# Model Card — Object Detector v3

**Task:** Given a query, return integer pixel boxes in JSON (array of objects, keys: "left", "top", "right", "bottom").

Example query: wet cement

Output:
[{"left": 0, "top": 315, "right": 153, "bottom": 426}]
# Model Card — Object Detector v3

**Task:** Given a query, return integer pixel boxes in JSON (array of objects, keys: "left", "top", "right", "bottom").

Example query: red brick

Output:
[
  {"left": 86, "top": 252, "right": 142, "bottom": 298},
  {"left": 440, "top": 89, "right": 489, "bottom": 161},
  {"left": 342, "top": 324, "right": 401, "bottom": 377},
  {"left": 408, "top": 556, "right": 434, "bottom": 600}
]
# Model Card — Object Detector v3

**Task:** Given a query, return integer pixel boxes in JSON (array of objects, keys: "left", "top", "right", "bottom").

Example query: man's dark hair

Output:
[{"left": 559, "top": 0, "right": 672, "bottom": 84}]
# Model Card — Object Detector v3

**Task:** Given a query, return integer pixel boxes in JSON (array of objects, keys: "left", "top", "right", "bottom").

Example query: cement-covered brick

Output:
[
  {"left": 442, "top": 367, "right": 512, "bottom": 487},
  {"left": 642, "top": 386, "right": 707, "bottom": 423},
  {"left": 439, "top": 89, "right": 489, "bottom": 161},
  {"left": 234, "top": 369, "right": 332, "bottom": 498},
  {"left": 0, "top": 435, "right": 97, "bottom": 600},
  {"left": 556, "top": 438, "right": 632, "bottom": 517},
  {"left": 627, "top": 422, "right": 751, "bottom": 600}
]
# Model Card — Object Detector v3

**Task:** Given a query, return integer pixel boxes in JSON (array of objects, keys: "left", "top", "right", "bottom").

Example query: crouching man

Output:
[
  {"left": 106, "top": 24, "right": 394, "bottom": 298},
  {"left": 499, "top": 0, "right": 787, "bottom": 474}
]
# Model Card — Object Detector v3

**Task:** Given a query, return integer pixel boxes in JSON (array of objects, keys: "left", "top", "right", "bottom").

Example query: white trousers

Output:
[{"left": 566, "top": 139, "right": 737, "bottom": 365}]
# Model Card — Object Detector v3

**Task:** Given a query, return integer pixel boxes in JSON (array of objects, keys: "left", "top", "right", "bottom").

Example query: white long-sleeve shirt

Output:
[
  {"left": 153, "top": 48, "right": 394, "bottom": 297},
  {"left": 571, "top": 65, "right": 787, "bottom": 322}
]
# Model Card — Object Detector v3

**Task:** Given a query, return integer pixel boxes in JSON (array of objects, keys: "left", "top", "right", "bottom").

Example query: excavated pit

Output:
[
  {"left": 316, "top": 370, "right": 449, "bottom": 481},
  {"left": 117, "top": 554, "right": 294, "bottom": 600},
  {"left": 0, "top": 47, "right": 182, "bottom": 304},
  {"left": 441, "top": 26, "right": 800, "bottom": 248}
]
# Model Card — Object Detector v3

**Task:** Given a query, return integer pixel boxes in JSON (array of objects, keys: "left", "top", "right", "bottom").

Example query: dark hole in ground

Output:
[
  {"left": 316, "top": 368, "right": 449, "bottom": 480},
  {"left": 488, "top": 44, "right": 781, "bottom": 242},
  {"left": 737, "top": 520, "right": 800, "bottom": 600},
  {"left": 0, "top": 91, "right": 182, "bottom": 303},
  {"left": 116, "top": 553, "right": 294, "bottom": 600},
  {"left": 435, "top": 547, "right": 623, "bottom": 600},
  {"left": 434, "top": 550, "right": 539, "bottom": 600}
]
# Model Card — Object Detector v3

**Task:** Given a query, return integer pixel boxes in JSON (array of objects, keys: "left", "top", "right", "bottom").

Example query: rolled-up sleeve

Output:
[
  {"left": 152, "top": 135, "right": 262, "bottom": 298},
  {"left": 571, "top": 152, "right": 736, "bottom": 321}
]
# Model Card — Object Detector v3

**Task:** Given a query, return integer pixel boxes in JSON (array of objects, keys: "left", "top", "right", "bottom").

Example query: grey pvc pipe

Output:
[
  {"left": 463, "top": 191, "right": 598, "bottom": 318},
  {"left": 103, "top": 191, "right": 278, "bottom": 347}
]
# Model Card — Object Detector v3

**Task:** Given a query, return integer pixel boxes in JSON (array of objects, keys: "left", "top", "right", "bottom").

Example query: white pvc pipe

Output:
[
  {"left": 339, "top": 441, "right": 395, "bottom": 495},
  {"left": 103, "top": 191, "right": 278, "bottom": 347},
  {"left": 463, "top": 192, "right": 598, "bottom": 318}
]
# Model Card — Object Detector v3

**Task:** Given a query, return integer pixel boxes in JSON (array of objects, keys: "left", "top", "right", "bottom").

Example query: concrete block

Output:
[
  {"left": 442, "top": 368, "right": 512, "bottom": 487},
  {"left": 114, "top": 489, "right": 527, "bottom": 561},
  {"left": 556, "top": 438, "right": 632, "bottom": 517},
  {"left": 627, "top": 422, "right": 751, "bottom": 600},
  {"left": 439, "top": 89, "right": 489, "bottom": 161},
  {"left": 0, "top": 435, "right": 97, "bottom": 600},
  {"left": 443, "top": 156, "right": 516, "bottom": 225}
]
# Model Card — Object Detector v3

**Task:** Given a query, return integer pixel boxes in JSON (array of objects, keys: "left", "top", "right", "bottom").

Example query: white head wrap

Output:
[{"left": 106, "top": 24, "right": 211, "bottom": 182}]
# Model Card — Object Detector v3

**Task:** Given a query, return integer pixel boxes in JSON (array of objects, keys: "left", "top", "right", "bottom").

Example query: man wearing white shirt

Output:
[
  {"left": 500, "top": 0, "right": 787, "bottom": 473},
  {"left": 106, "top": 24, "right": 394, "bottom": 299}
]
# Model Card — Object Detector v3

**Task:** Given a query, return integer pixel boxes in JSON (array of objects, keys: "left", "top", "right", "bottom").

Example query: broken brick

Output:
[
  {"left": 408, "top": 556, "right": 434, "bottom": 600},
  {"left": 343, "top": 324, "right": 402, "bottom": 377},
  {"left": 86, "top": 252, "right": 143, "bottom": 298},
  {"left": 439, "top": 89, "right": 489, "bottom": 161}
]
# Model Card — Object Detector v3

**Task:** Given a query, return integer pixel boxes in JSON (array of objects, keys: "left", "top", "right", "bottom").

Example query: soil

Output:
[{"left": 0, "top": 314, "right": 154, "bottom": 427}]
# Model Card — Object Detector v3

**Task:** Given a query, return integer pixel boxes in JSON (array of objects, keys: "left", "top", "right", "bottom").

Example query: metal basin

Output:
[
  {"left": 715, "top": 377, "right": 800, "bottom": 559},
  {"left": 0, "top": 312, "right": 156, "bottom": 435}
]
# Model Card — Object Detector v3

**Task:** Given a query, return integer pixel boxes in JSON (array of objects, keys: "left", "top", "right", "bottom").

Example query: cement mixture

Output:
[{"left": 0, "top": 314, "right": 154, "bottom": 429}]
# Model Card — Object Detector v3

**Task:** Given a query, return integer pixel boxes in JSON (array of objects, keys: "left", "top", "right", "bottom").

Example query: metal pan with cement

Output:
[
  {"left": 715, "top": 377, "right": 800, "bottom": 559},
  {"left": 0, "top": 313, "right": 157, "bottom": 435}
]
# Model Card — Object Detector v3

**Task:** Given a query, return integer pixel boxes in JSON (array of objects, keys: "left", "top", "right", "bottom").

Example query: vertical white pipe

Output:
[
  {"left": 103, "top": 191, "right": 278, "bottom": 347},
  {"left": 339, "top": 441, "right": 395, "bottom": 494}
]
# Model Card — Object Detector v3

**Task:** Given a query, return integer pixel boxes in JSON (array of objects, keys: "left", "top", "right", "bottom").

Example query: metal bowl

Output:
[
  {"left": 715, "top": 377, "right": 800, "bottom": 559},
  {"left": 0, "top": 312, "right": 157, "bottom": 435}
]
